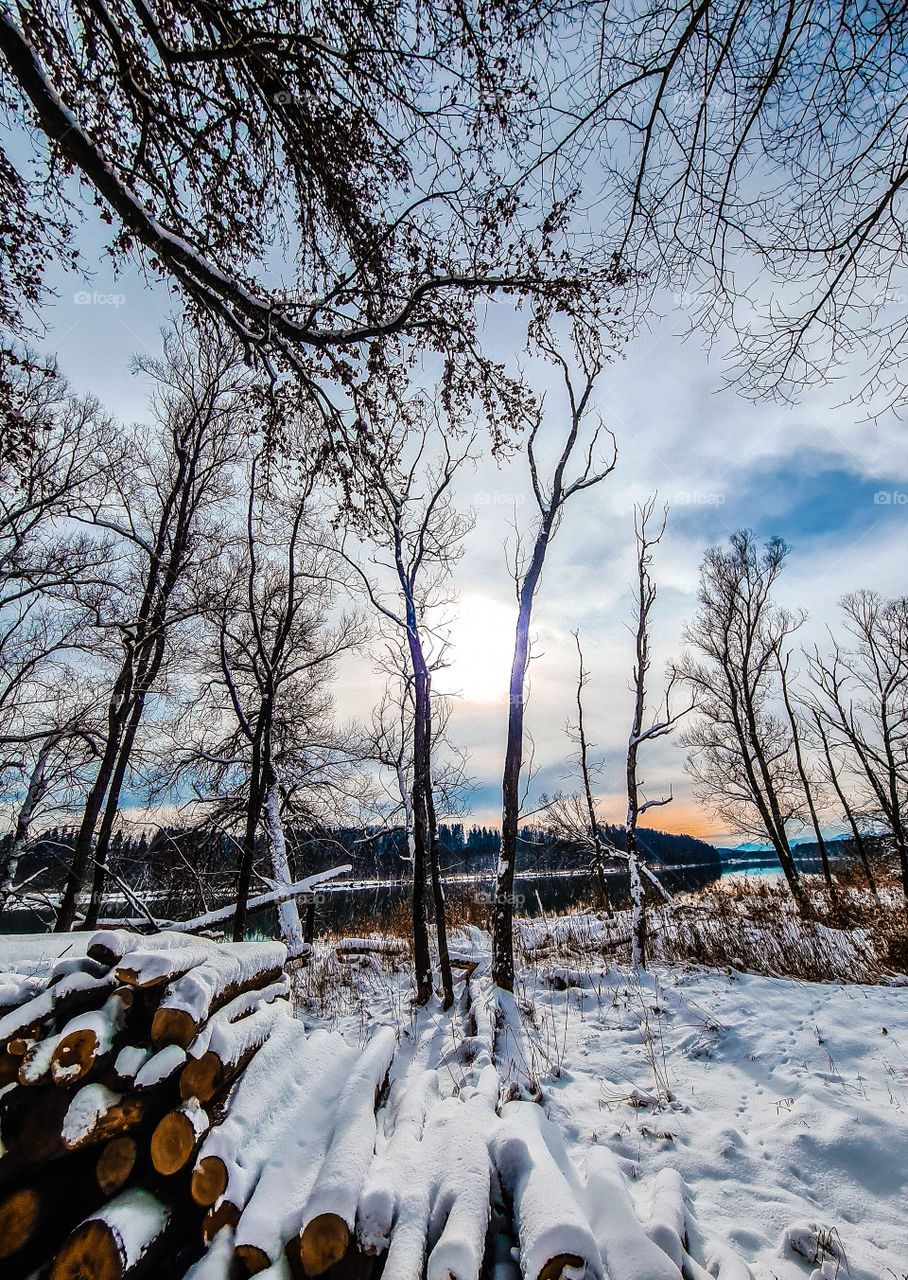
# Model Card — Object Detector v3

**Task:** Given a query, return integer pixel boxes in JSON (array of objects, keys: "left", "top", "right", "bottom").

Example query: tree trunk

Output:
[
  {"left": 778, "top": 668, "right": 836, "bottom": 903},
  {"left": 814, "top": 719, "right": 878, "bottom": 900},
  {"left": 55, "top": 723, "right": 124, "bottom": 931},
  {"left": 234, "top": 742, "right": 265, "bottom": 943},
  {"left": 424, "top": 705, "right": 454, "bottom": 1009},
  {"left": 409, "top": 654, "right": 433, "bottom": 1005},
  {"left": 494, "top": 526, "right": 550, "bottom": 991},
  {"left": 262, "top": 780, "right": 305, "bottom": 956},
  {"left": 0, "top": 737, "right": 53, "bottom": 911}
]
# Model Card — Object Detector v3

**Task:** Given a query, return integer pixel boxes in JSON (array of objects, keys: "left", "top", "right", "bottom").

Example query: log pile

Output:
[
  {"left": 0, "top": 929, "right": 366, "bottom": 1280},
  {"left": 1, "top": 930, "right": 755, "bottom": 1280}
]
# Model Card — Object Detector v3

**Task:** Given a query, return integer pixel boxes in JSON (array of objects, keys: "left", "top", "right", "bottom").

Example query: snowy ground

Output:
[
  {"left": 4, "top": 922, "right": 906, "bottom": 1279},
  {"left": 296, "top": 924, "right": 908, "bottom": 1280}
]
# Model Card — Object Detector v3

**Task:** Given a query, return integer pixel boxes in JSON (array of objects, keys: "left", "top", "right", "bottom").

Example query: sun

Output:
[{"left": 441, "top": 594, "right": 515, "bottom": 703}]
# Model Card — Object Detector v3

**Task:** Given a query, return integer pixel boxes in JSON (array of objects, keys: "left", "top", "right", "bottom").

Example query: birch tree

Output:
[{"left": 492, "top": 343, "right": 616, "bottom": 992}]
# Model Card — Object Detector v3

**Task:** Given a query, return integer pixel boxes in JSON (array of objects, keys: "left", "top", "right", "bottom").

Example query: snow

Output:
[
  {"left": 114, "top": 1044, "right": 153, "bottom": 1083},
  {"left": 492, "top": 1100, "right": 603, "bottom": 1280},
  {"left": 92, "top": 928, "right": 217, "bottom": 963},
  {"left": 156, "top": 941, "right": 287, "bottom": 1024},
  {"left": 299, "top": 925, "right": 908, "bottom": 1280},
  {"left": 3, "top": 923, "right": 907, "bottom": 1279},
  {"left": 0, "top": 971, "right": 45, "bottom": 1009},
  {"left": 89, "top": 1187, "right": 170, "bottom": 1266},
  {"left": 115, "top": 941, "right": 226, "bottom": 987},
  {"left": 135, "top": 1043, "right": 186, "bottom": 1088},
  {"left": 186, "top": 978, "right": 289, "bottom": 1058},
  {"left": 62, "top": 1082, "right": 119, "bottom": 1145},
  {"left": 299, "top": 1024, "right": 397, "bottom": 1234},
  {"left": 231, "top": 1029, "right": 362, "bottom": 1263},
  {"left": 0, "top": 933, "right": 89, "bottom": 976}
]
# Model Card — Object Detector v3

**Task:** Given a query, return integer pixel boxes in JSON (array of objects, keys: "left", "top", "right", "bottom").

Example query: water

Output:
[
  {"left": 1, "top": 862, "right": 723, "bottom": 937},
  {"left": 718, "top": 860, "right": 783, "bottom": 881}
]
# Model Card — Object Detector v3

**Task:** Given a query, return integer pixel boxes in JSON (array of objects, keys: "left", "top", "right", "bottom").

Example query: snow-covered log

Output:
[
  {"left": 180, "top": 999, "right": 286, "bottom": 1103},
  {"left": 115, "top": 942, "right": 225, "bottom": 989},
  {"left": 49, "top": 1187, "right": 170, "bottom": 1280},
  {"left": 89, "top": 929, "right": 218, "bottom": 968},
  {"left": 96, "top": 866, "right": 351, "bottom": 934},
  {"left": 334, "top": 937, "right": 410, "bottom": 957},
  {"left": 151, "top": 941, "right": 287, "bottom": 1049},
  {"left": 133, "top": 1045, "right": 187, "bottom": 1090},
  {"left": 50, "top": 989, "right": 132, "bottom": 1084},
  {"left": 0, "top": 969, "right": 115, "bottom": 1051},
  {"left": 61, "top": 1083, "right": 149, "bottom": 1151},
  {"left": 424, "top": 1080, "right": 497, "bottom": 1280},
  {"left": 296, "top": 1024, "right": 397, "bottom": 1275},
  {"left": 492, "top": 1101, "right": 603, "bottom": 1280},
  {"left": 150, "top": 1097, "right": 211, "bottom": 1175},
  {"left": 0, "top": 971, "right": 46, "bottom": 1013},
  {"left": 190, "top": 1011, "right": 312, "bottom": 1207},
  {"left": 231, "top": 1031, "right": 360, "bottom": 1274},
  {"left": 357, "top": 1068, "right": 440, "bottom": 1255},
  {"left": 582, "top": 1145, "right": 682, "bottom": 1280},
  {"left": 643, "top": 1168, "right": 688, "bottom": 1269}
]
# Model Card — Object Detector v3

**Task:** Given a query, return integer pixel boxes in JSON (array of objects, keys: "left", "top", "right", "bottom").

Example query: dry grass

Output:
[
  {"left": 310, "top": 862, "right": 907, "bottom": 987},
  {"left": 650, "top": 874, "right": 906, "bottom": 983}
]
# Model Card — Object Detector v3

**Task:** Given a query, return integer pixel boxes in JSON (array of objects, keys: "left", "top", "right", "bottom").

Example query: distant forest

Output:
[{"left": 4, "top": 821, "right": 722, "bottom": 921}]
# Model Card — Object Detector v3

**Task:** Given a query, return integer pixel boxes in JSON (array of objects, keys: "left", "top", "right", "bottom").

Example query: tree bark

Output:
[
  {"left": 262, "top": 780, "right": 305, "bottom": 955},
  {"left": 0, "top": 736, "right": 54, "bottom": 911}
]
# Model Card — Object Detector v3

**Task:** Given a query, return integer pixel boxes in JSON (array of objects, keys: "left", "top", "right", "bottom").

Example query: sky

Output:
[{"left": 21, "top": 194, "right": 908, "bottom": 849}]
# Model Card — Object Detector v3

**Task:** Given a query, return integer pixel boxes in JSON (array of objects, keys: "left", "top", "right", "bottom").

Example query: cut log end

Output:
[
  {"left": 49, "top": 1219, "right": 124, "bottom": 1280},
  {"left": 96, "top": 1137, "right": 138, "bottom": 1195},
  {"left": 151, "top": 1110, "right": 198, "bottom": 1176},
  {"left": 180, "top": 1050, "right": 222, "bottom": 1102},
  {"left": 235, "top": 1243, "right": 273, "bottom": 1276},
  {"left": 151, "top": 1006, "right": 198, "bottom": 1050},
  {"left": 52, "top": 1028, "right": 100, "bottom": 1084},
  {"left": 298, "top": 1214, "right": 350, "bottom": 1277},
  {"left": 538, "top": 1255, "right": 587, "bottom": 1280},
  {"left": 191, "top": 1155, "right": 229, "bottom": 1207},
  {"left": 0, "top": 1185, "right": 40, "bottom": 1259},
  {"left": 203, "top": 1200, "right": 241, "bottom": 1244}
]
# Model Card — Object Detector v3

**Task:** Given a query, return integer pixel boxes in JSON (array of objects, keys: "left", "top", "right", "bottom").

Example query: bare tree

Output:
[
  {"left": 776, "top": 649, "right": 836, "bottom": 902},
  {"left": 624, "top": 498, "right": 689, "bottom": 967},
  {"left": 56, "top": 326, "right": 248, "bottom": 930},
  {"left": 0, "top": 1, "right": 625, "bottom": 445},
  {"left": 340, "top": 405, "right": 473, "bottom": 1007},
  {"left": 809, "top": 709, "right": 878, "bottom": 901},
  {"left": 0, "top": 671, "right": 105, "bottom": 910},
  {"left": 180, "top": 450, "right": 362, "bottom": 948},
  {"left": 492, "top": 343, "right": 617, "bottom": 992},
  {"left": 676, "top": 532, "right": 808, "bottom": 909},
  {"left": 808, "top": 591, "right": 908, "bottom": 915}
]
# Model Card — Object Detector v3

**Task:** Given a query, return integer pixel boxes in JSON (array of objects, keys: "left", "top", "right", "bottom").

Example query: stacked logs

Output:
[{"left": 0, "top": 930, "right": 390, "bottom": 1280}]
